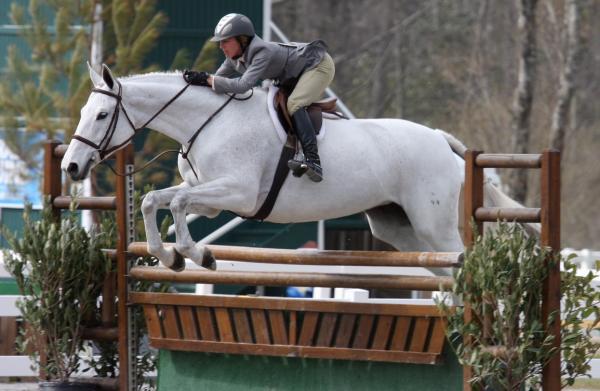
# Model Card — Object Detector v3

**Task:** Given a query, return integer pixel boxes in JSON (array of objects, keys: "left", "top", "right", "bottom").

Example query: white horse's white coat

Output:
[{"left": 62, "top": 65, "right": 504, "bottom": 274}]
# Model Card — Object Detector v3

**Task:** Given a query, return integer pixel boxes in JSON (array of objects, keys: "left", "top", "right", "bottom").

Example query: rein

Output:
[
  {"left": 74, "top": 77, "right": 253, "bottom": 178},
  {"left": 180, "top": 89, "right": 254, "bottom": 180}
]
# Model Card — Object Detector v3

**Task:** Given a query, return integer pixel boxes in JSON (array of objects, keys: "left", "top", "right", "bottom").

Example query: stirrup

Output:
[
  {"left": 305, "top": 160, "right": 323, "bottom": 183},
  {"left": 288, "top": 159, "right": 308, "bottom": 177}
]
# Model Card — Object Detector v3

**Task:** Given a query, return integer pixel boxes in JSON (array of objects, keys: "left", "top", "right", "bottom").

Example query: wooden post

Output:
[
  {"left": 116, "top": 145, "right": 134, "bottom": 390},
  {"left": 101, "top": 272, "right": 116, "bottom": 326},
  {"left": 463, "top": 150, "right": 484, "bottom": 246},
  {"left": 43, "top": 140, "right": 62, "bottom": 220},
  {"left": 40, "top": 140, "right": 65, "bottom": 380},
  {"left": 463, "top": 150, "right": 484, "bottom": 391},
  {"left": 541, "top": 150, "right": 561, "bottom": 391}
]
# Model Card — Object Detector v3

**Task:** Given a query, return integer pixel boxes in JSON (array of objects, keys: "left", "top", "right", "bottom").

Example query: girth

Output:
[
  {"left": 242, "top": 135, "right": 296, "bottom": 221},
  {"left": 241, "top": 90, "right": 345, "bottom": 221}
]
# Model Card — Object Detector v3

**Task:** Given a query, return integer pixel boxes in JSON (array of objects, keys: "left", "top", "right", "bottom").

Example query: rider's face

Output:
[{"left": 219, "top": 37, "right": 242, "bottom": 59}]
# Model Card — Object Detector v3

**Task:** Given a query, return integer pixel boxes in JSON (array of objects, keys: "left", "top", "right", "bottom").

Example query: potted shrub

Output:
[
  {"left": 438, "top": 222, "right": 600, "bottom": 390},
  {"left": 3, "top": 200, "right": 110, "bottom": 390}
]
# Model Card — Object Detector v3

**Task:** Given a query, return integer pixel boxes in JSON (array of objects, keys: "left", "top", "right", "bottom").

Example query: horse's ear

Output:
[
  {"left": 102, "top": 64, "right": 115, "bottom": 90},
  {"left": 88, "top": 61, "right": 103, "bottom": 87}
]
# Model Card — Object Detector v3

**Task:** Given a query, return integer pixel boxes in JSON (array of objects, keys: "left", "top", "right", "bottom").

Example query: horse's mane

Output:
[
  {"left": 118, "top": 71, "right": 269, "bottom": 94},
  {"left": 119, "top": 71, "right": 182, "bottom": 82}
]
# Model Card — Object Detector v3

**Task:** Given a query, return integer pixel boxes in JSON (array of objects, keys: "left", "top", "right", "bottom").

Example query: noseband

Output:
[{"left": 72, "top": 79, "right": 191, "bottom": 161}]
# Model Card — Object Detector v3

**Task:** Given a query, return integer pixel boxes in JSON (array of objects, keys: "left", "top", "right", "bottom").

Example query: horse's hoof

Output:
[
  {"left": 201, "top": 248, "right": 217, "bottom": 271},
  {"left": 168, "top": 250, "right": 186, "bottom": 272}
]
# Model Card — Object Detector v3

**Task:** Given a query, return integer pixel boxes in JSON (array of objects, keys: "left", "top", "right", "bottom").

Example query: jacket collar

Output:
[{"left": 240, "top": 35, "right": 263, "bottom": 63}]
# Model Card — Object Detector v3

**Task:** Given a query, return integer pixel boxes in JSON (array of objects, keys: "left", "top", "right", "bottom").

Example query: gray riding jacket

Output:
[{"left": 212, "top": 36, "right": 327, "bottom": 94}]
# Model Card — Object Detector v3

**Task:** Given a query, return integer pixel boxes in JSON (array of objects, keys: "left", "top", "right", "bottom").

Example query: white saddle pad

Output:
[{"left": 267, "top": 85, "right": 326, "bottom": 144}]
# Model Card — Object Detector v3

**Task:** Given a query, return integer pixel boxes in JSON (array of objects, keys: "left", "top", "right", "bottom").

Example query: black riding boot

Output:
[{"left": 287, "top": 107, "right": 323, "bottom": 182}]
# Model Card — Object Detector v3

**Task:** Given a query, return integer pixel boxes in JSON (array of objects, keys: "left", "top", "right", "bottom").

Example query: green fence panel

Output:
[{"left": 157, "top": 348, "right": 462, "bottom": 391}]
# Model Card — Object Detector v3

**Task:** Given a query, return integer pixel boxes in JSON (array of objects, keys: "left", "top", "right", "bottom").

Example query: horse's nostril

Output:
[{"left": 67, "top": 162, "right": 79, "bottom": 176}]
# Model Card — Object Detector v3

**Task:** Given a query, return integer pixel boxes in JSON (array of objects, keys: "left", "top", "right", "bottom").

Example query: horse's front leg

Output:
[
  {"left": 169, "top": 177, "right": 257, "bottom": 270},
  {"left": 141, "top": 182, "right": 191, "bottom": 271}
]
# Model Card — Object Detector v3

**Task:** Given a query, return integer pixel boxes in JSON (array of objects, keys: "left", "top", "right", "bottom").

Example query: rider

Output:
[{"left": 183, "top": 13, "right": 335, "bottom": 183}]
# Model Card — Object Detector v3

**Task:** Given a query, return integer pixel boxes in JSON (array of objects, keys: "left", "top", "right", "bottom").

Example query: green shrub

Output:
[
  {"left": 3, "top": 199, "right": 111, "bottom": 382},
  {"left": 437, "top": 222, "right": 600, "bottom": 390}
]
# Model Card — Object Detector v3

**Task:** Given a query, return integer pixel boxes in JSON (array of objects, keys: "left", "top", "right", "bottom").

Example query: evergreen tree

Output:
[
  {"left": 102, "top": 0, "right": 167, "bottom": 74},
  {"left": 0, "top": 0, "right": 217, "bottom": 193},
  {"left": 0, "top": 0, "right": 91, "bottom": 177}
]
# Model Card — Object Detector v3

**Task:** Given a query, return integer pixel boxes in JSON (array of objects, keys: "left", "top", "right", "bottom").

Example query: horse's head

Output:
[{"left": 61, "top": 63, "right": 136, "bottom": 181}]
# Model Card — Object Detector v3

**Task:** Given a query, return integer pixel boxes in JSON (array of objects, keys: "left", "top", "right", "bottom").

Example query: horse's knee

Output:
[
  {"left": 141, "top": 192, "right": 157, "bottom": 215},
  {"left": 169, "top": 194, "right": 188, "bottom": 214}
]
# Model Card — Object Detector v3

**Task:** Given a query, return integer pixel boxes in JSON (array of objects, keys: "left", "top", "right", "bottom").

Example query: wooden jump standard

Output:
[
  {"left": 44, "top": 140, "right": 134, "bottom": 390},
  {"left": 43, "top": 140, "right": 560, "bottom": 391},
  {"left": 126, "top": 149, "right": 560, "bottom": 390},
  {"left": 464, "top": 150, "right": 560, "bottom": 391}
]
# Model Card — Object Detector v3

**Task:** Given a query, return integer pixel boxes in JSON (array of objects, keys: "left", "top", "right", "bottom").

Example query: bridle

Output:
[
  {"left": 72, "top": 77, "right": 253, "bottom": 178},
  {"left": 72, "top": 79, "right": 192, "bottom": 161}
]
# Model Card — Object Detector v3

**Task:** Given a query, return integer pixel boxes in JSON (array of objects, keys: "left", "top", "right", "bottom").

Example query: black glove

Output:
[{"left": 183, "top": 70, "right": 210, "bottom": 86}]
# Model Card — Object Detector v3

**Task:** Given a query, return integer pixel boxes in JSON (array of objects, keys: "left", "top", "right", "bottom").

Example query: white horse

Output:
[{"left": 62, "top": 65, "right": 515, "bottom": 274}]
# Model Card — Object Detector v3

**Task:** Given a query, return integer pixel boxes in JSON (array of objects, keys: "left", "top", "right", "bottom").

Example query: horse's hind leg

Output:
[
  {"left": 365, "top": 203, "right": 454, "bottom": 282},
  {"left": 401, "top": 188, "right": 464, "bottom": 254},
  {"left": 365, "top": 204, "right": 430, "bottom": 252}
]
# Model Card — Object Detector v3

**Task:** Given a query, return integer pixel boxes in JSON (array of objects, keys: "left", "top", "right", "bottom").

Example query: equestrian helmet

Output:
[{"left": 210, "top": 13, "right": 255, "bottom": 42}]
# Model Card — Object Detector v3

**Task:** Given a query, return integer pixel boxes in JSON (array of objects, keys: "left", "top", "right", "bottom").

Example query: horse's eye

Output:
[{"left": 96, "top": 112, "right": 108, "bottom": 120}]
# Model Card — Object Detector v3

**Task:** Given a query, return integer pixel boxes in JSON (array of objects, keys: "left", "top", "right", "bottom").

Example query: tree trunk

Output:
[
  {"left": 549, "top": 0, "right": 580, "bottom": 152},
  {"left": 85, "top": 1, "right": 104, "bottom": 228},
  {"left": 394, "top": 1, "right": 406, "bottom": 118},
  {"left": 368, "top": 2, "right": 392, "bottom": 118},
  {"left": 368, "top": 43, "right": 392, "bottom": 118},
  {"left": 508, "top": 0, "right": 538, "bottom": 203}
]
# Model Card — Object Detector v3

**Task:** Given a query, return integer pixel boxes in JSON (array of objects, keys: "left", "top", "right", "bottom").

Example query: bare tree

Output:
[
  {"left": 271, "top": 0, "right": 600, "bottom": 248},
  {"left": 549, "top": 0, "right": 580, "bottom": 152},
  {"left": 508, "top": 0, "right": 538, "bottom": 203}
]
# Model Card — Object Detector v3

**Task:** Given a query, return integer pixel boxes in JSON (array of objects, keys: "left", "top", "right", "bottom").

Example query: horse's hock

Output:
[{"left": 43, "top": 141, "right": 561, "bottom": 391}]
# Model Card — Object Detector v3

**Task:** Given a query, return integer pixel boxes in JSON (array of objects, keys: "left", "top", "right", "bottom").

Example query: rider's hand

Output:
[{"left": 183, "top": 70, "right": 210, "bottom": 87}]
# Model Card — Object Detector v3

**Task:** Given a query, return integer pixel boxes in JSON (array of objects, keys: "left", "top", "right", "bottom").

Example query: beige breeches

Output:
[{"left": 287, "top": 53, "right": 335, "bottom": 115}]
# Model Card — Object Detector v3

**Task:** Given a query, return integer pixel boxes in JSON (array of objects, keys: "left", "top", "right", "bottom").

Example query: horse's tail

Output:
[
  {"left": 436, "top": 128, "right": 467, "bottom": 158},
  {"left": 436, "top": 129, "right": 542, "bottom": 237}
]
